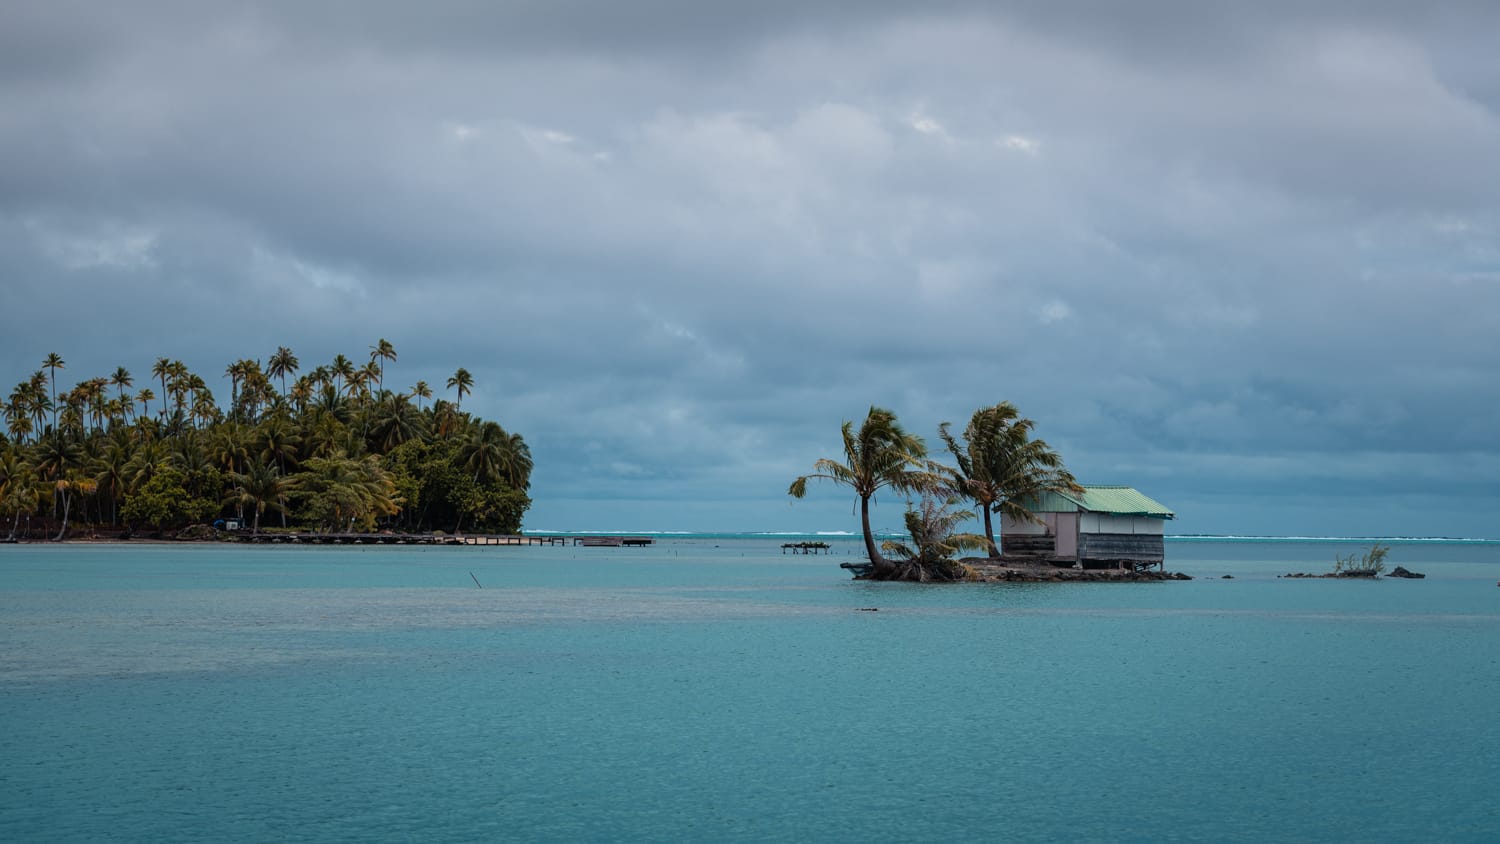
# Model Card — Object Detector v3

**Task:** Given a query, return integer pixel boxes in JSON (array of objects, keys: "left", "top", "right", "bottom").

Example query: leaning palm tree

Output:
[
  {"left": 939, "top": 402, "right": 1082, "bottom": 556},
  {"left": 447, "top": 368, "right": 473, "bottom": 410},
  {"left": 788, "top": 406, "right": 927, "bottom": 579}
]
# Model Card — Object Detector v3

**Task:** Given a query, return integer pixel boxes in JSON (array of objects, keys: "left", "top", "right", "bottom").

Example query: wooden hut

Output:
[{"left": 1000, "top": 485, "right": 1175, "bottom": 569}]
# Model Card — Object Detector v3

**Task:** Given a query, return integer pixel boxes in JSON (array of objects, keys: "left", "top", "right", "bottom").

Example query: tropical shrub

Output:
[{"left": 1333, "top": 543, "right": 1390, "bottom": 576}]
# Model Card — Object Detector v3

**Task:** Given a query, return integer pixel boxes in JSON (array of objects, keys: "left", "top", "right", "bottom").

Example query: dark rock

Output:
[
  {"left": 1221, "top": 575, "right": 1234, "bottom": 579},
  {"left": 172, "top": 523, "right": 220, "bottom": 541},
  {"left": 1387, "top": 566, "right": 1426, "bottom": 579}
]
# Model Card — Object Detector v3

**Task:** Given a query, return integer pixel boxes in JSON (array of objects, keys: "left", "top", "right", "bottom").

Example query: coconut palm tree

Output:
[
  {"left": 136, "top": 387, "right": 155, "bottom": 421},
  {"left": 939, "top": 402, "right": 1082, "bottom": 555},
  {"left": 331, "top": 354, "right": 357, "bottom": 396},
  {"left": 110, "top": 367, "right": 133, "bottom": 414},
  {"left": 460, "top": 421, "right": 510, "bottom": 484},
  {"left": 367, "top": 394, "right": 426, "bottom": 453},
  {"left": 208, "top": 422, "right": 251, "bottom": 475},
  {"left": 0, "top": 446, "right": 37, "bottom": 540},
  {"left": 42, "top": 353, "right": 64, "bottom": 429},
  {"left": 165, "top": 361, "right": 191, "bottom": 419},
  {"left": 32, "top": 431, "right": 81, "bottom": 536},
  {"left": 5, "top": 409, "right": 32, "bottom": 444},
  {"left": 125, "top": 439, "right": 168, "bottom": 491},
  {"left": 93, "top": 436, "right": 132, "bottom": 525},
  {"left": 499, "top": 430, "right": 533, "bottom": 490},
  {"left": 87, "top": 386, "right": 110, "bottom": 434},
  {"left": 151, "top": 358, "right": 172, "bottom": 418},
  {"left": 429, "top": 399, "right": 461, "bottom": 440},
  {"left": 225, "top": 360, "right": 247, "bottom": 421},
  {"left": 446, "top": 368, "right": 473, "bottom": 410},
  {"left": 8, "top": 378, "right": 47, "bottom": 444},
  {"left": 369, "top": 339, "right": 396, "bottom": 392},
  {"left": 355, "top": 362, "right": 379, "bottom": 401},
  {"left": 190, "top": 389, "right": 221, "bottom": 429},
  {"left": 225, "top": 458, "right": 288, "bottom": 534},
  {"left": 268, "top": 346, "right": 299, "bottom": 397},
  {"left": 410, "top": 380, "right": 432, "bottom": 410},
  {"left": 788, "top": 407, "right": 928, "bottom": 578},
  {"left": 255, "top": 415, "right": 302, "bottom": 475},
  {"left": 57, "top": 394, "right": 85, "bottom": 439},
  {"left": 288, "top": 376, "right": 313, "bottom": 415},
  {"left": 240, "top": 362, "right": 269, "bottom": 422}
]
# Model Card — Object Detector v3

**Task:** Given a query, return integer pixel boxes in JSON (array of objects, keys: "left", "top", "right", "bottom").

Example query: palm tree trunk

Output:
[
  {"left": 983, "top": 507, "right": 998, "bottom": 557},
  {"left": 861, "top": 495, "right": 895, "bottom": 576},
  {"left": 55, "top": 490, "right": 71, "bottom": 541}
]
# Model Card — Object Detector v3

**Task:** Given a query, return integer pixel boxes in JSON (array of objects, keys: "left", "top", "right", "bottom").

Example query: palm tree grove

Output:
[{"left": 1, "top": 342, "right": 533, "bottom": 540}]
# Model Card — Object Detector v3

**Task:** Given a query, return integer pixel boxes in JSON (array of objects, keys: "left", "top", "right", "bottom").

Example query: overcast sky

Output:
[{"left": 3, "top": 1, "right": 1498, "bottom": 536}]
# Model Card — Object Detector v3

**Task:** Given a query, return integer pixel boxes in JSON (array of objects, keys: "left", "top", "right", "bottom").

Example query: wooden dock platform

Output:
[
  {"left": 574, "top": 536, "right": 654, "bottom": 547},
  {"left": 230, "top": 533, "right": 650, "bottom": 547}
]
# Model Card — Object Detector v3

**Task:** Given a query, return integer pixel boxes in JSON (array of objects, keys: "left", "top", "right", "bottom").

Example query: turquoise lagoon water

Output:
[{"left": 3, "top": 538, "right": 1499, "bottom": 842}]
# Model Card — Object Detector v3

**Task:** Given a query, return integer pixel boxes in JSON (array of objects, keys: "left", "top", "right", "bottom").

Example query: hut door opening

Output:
[{"left": 1054, "top": 513, "right": 1078, "bottom": 558}]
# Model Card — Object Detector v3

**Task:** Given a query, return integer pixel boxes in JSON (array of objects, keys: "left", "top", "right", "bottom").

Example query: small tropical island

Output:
[
  {"left": 790, "top": 403, "right": 1189, "bottom": 583},
  {"left": 1, "top": 344, "right": 532, "bottom": 541}
]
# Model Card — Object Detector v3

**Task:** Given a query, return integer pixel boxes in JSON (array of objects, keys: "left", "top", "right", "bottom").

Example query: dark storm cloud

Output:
[{"left": 3, "top": 1, "right": 1499, "bottom": 535}]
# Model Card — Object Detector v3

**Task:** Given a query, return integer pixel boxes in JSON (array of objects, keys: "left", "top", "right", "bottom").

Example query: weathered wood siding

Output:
[
  {"left": 1001, "top": 534, "right": 1057, "bottom": 557},
  {"left": 1078, "top": 533, "right": 1164, "bottom": 564},
  {"left": 999, "top": 513, "right": 1054, "bottom": 535}
]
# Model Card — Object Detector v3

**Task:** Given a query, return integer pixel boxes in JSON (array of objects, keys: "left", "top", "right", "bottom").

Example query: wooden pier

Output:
[
  {"left": 231, "top": 533, "right": 651, "bottom": 547},
  {"left": 574, "top": 536, "right": 655, "bottom": 547},
  {"left": 782, "top": 541, "right": 832, "bottom": 554}
]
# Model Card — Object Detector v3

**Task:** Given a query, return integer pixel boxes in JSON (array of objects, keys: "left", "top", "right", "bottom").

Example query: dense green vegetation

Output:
[
  {"left": 1, "top": 343, "right": 531, "bottom": 540},
  {"left": 789, "top": 403, "right": 1078, "bottom": 581}
]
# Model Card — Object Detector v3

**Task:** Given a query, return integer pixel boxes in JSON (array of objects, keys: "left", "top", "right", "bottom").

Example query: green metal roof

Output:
[{"left": 1020, "top": 485, "right": 1175, "bottom": 519}]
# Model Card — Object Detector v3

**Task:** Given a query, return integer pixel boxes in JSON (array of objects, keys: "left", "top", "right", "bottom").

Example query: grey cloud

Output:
[{"left": 4, "top": 2, "right": 1500, "bottom": 535}]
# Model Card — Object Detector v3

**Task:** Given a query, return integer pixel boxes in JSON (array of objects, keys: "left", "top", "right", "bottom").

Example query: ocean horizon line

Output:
[{"left": 521, "top": 530, "right": 1500, "bottom": 544}]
